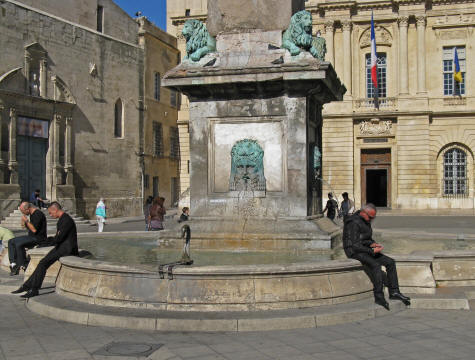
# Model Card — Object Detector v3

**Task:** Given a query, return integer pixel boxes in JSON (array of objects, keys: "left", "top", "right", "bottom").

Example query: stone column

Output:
[
  {"left": 64, "top": 116, "right": 74, "bottom": 185},
  {"left": 0, "top": 105, "right": 5, "bottom": 182},
  {"left": 324, "top": 20, "right": 335, "bottom": 65},
  {"left": 39, "top": 59, "right": 47, "bottom": 97},
  {"left": 342, "top": 20, "right": 352, "bottom": 95},
  {"left": 398, "top": 16, "right": 409, "bottom": 95},
  {"left": 24, "top": 53, "right": 31, "bottom": 94},
  {"left": 52, "top": 114, "right": 62, "bottom": 186},
  {"left": 8, "top": 108, "right": 18, "bottom": 184},
  {"left": 416, "top": 15, "right": 426, "bottom": 94}
]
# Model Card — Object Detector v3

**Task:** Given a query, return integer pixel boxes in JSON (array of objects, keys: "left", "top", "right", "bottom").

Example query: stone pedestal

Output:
[
  {"left": 207, "top": 0, "right": 304, "bottom": 36},
  {"left": 163, "top": 20, "right": 344, "bottom": 245}
]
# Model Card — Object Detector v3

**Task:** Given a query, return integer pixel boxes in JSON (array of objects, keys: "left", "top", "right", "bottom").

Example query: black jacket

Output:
[{"left": 342, "top": 211, "right": 376, "bottom": 258}]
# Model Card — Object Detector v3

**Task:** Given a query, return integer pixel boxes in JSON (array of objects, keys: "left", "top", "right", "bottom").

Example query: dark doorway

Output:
[
  {"left": 366, "top": 169, "right": 387, "bottom": 207},
  {"left": 17, "top": 135, "right": 48, "bottom": 201}
]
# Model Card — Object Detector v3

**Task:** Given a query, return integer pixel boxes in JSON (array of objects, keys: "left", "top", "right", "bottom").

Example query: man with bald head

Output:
[
  {"left": 342, "top": 203, "right": 410, "bottom": 310},
  {"left": 8, "top": 201, "right": 47, "bottom": 275}
]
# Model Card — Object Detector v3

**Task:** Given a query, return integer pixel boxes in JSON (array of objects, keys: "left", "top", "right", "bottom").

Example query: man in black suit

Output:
[
  {"left": 342, "top": 203, "right": 411, "bottom": 310},
  {"left": 8, "top": 202, "right": 48, "bottom": 275},
  {"left": 12, "top": 202, "right": 78, "bottom": 298}
]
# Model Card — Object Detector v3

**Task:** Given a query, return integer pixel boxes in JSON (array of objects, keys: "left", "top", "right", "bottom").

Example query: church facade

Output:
[
  {"left": 0, "top": 0, "right": 178, "bottom": 219},
  {"left": 168, "top": 0, "right": 475, "bottom": 210}
]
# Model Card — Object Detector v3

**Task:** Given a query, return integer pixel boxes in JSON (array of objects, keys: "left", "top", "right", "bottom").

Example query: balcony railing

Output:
[{"left": 354, "top": 97, "right": 397, "bottom": 112}]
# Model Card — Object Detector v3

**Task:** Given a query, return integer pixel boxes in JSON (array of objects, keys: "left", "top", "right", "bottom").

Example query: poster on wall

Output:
[{"left": 17, "top": 116, "right": 49, "bottom": 138}]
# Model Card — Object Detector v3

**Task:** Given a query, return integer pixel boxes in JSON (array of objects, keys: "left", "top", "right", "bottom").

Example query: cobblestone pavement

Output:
[{"left": 2, "top": 294, "right": 475, "bottom": 360}]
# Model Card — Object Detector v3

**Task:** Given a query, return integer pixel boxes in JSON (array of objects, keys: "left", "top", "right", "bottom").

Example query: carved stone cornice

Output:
[
  {"left": 398, "top": 16, "right": 409, "bottom": 27},
  {"left": 416, "top": 15, "right": 426, "bottom": 27},
  {"left": 317, "top": 1, "right": 356, "bottom": 12},
  {"left": 342, "top": 20, "right": 353, "bottom": 31},
  {"left": 171, "top": 15, "right": 207, "bottom": 27}
]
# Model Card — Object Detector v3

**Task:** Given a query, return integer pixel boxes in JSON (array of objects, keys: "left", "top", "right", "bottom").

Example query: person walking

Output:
[
  {"left": 322, "top": 193, "right": 338, "bottom": 221},
  {"left": 339, "top": 192, "right": 355, "bottom": 219},
  {"left": 342, "top": 203, "right": 411, "bottom": 310},
  {"left": 143, "top": 196, "right": 153, "bottom": 231},
  {"left": 11, "top": 202, "right": 78, "bottom": 299},
  {"left": 148, "top": 197, "right": 166, "bottom": 231},
  {"left": 8, "top": 202, "right": 48, "bottom": 275},
  {"left": 95, "top": 198, "right": 106, "bottom": 233}
]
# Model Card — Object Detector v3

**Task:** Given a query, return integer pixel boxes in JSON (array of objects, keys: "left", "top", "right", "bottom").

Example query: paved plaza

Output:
[{"left": 1, "top": 293, "right": 475, "bottom": 360}]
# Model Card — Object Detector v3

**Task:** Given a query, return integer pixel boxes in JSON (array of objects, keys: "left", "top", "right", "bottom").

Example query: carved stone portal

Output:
[{"left": 229, "top": 139, "right": 266, "bottom": 194}]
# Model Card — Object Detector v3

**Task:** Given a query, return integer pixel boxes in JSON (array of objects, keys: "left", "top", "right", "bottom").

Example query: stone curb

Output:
[{"left": 25, "top": 291, "right": 407, "bottom": 332}]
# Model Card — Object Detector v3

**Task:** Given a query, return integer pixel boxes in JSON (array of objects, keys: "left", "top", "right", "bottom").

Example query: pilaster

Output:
[
  {"left": 398, "top": 16, "right": 409, "bottom": 95},
  {"left": 8, "top": 108, "right": 18, "bottom": 184},
  {"left": 64, "top": 116, "right": 74, "bottom": 185},
  {"left": 342, "top": 20, "right": 352, "bottom": 96},
  {"left": 39, "top": 59, "right": 47, "bottom": 97},
  {"left": 416, "top": 15, "right": 427, "bottom": 94},
  {"left": 324, "top": 20, "right": 335, "bottom": 65}
]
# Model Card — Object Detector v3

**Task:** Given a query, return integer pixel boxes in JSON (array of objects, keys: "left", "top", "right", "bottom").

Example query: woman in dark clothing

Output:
[
  {"left": 143, "top": 196, "right": 153, "bottom": 231},
  {"left": 148, "top": 197, "right": 166, "bottom": 231}
]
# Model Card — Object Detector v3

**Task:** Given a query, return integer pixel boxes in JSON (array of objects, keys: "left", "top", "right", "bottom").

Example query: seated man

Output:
[
  {"left": 8, "top": 202, "right": 48, "bottom": 275},
  {"left": 30, "top": 189, "right": 47, "bottom": 209},
  {"left": 12, "top": 202, "right": 78, "bottom": 299},
  {"left": 342, "top": 203, "right": 411, "bottom": 310}
]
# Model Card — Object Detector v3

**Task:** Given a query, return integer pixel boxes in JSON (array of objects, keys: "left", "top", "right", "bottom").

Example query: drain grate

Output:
[{"left": 92, "top": 342, "right": 162, "bottom": 357}]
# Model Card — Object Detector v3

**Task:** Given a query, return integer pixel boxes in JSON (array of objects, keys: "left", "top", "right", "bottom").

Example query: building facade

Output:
[
  {"left": 0, "top": 0, "right": 179, "bottom": 219},
  {"left": 168, "top": 0, "right": 475, "bottom": 210},
  {"left": 137, "top": 18, "right": 180, "bottom": 208}
]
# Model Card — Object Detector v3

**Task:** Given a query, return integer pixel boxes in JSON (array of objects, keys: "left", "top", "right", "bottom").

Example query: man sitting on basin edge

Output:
[
  {"left": 12, "top": 201, "right": 78, "bottom": 299},
  {"left": 342, "top": 203, "right": 411, "bottom": 310}
]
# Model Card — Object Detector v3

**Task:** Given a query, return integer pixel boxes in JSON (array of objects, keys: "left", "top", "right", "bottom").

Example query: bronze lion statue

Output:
[
  {"left": 182, "top": 19, "right": 216, "bottom": 62},
  {"left": 282, "top": 10, "right": 320, "bottom": 59}
]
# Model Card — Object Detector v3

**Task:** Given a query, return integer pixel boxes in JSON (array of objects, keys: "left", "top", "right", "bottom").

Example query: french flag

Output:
[{"left": 371, "top": 11, "right": 379, "bottom": 109}]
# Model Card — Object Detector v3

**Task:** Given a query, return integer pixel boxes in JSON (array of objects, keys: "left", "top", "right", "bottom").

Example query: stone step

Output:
[{"left": 23, "top": 290, "right": 406, "bottom": 332}]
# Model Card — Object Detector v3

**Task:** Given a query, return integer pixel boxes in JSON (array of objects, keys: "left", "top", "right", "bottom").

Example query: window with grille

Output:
[
  {"left": 114, "top": 99, "right": 123, "bottom": 138},
  {"left": 443, "top": 148, "right": 467, "bottom": 196},
  {"left": 144, "top": 174, "right": 149, "bottom": 189},
  {"left": 153, "top": 176, "right": 159, "bottom": 198},
  {"left": 170, "top": 90, "right": 177, "bottom": 108},
  {"left": 154, "top": 72, "right": 161, "bottom": 101},
  {"left": 153, "top": 122, "right": 163, "bottom": 157},
  {"left": 170, "top": 126, "right": 180, "bottom": 159},
  {"left": 443, "top": 47, "right": 466, "bottom": 96},
  {"left": 365, "top": 53, "right": 387, "bottom": 98},
  {"left": 171, "top": 177, "right": 180, "bottom": 206}
]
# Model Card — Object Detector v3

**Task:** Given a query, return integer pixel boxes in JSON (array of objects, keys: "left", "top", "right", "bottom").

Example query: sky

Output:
[{"left": 113, "top": 0, "right": 167, "bottom": 31}]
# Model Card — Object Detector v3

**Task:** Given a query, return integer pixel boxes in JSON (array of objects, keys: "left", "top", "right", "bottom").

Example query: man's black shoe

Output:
[
  {"left": 375, "top": 298, "right": 390, "bottom": 311},
  {"left": 11, "top": 285, "right": 28, "bottom": 294},
  {"left": 20, "top": 289, "right": 39, "bottom": 299},
  {"left": 389, "top": 292, "right": 411, "bottom": 305},
  {"left": 9, "top": 265, "right": 20, "bottom": 276}
]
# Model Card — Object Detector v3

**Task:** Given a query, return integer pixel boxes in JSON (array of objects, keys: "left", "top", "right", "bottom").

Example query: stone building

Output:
[
  {"left": 137, "top": 18, "right": 180, "bottom": 208},
  {"left": 0, "top": 0, "right": 178, "bottom": 219},
  {"left": 168, "top": 0, "right": 475, "bottom": 210}
]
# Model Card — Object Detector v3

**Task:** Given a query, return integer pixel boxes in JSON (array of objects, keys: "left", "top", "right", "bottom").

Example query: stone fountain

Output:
[{"left": 162, "top": 0, "right": 346, "bottom": 249}]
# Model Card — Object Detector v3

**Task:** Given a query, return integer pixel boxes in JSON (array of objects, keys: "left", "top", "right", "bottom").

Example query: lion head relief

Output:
[{"left": 182, "top": 19, "right": 216, "bottom": 62}]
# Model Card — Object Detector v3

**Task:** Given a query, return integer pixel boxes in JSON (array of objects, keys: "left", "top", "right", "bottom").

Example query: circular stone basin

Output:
[{"left": 55, "top": 256, "right": 372, "bottom": 312}]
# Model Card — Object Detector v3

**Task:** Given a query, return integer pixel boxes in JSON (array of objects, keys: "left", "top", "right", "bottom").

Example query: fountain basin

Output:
[{"left": 55, "top": 256, "right": 372, "bottom": 311}]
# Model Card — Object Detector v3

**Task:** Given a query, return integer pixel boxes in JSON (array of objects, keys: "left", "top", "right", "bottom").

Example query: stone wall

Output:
[{"left": 0, "top": 1, "right": 143, "bottom": 218}]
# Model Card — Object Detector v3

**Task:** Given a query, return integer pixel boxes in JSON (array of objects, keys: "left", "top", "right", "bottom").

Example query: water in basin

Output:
[{"left": 78, "top": 236, "right": 331, "bottom": 266}]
